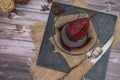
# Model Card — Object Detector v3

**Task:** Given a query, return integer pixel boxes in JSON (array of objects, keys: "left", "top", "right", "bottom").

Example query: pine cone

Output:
[
  {"left": 0, "top": 0, "right": 15, "bottom": 13},
  {"left": 14, "top": 0, "right": 30, "bottom": 4}
]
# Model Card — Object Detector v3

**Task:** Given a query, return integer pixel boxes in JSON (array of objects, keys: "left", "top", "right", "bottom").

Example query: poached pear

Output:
[
  {"left": 61, "top": 24, "right": 87, "bottom": 48},
  {"left": 66, "top": 14, "right": 96, "bottom": 41},
  {"left": 61, "top": 14, "right": 96, "bottom": 48}
]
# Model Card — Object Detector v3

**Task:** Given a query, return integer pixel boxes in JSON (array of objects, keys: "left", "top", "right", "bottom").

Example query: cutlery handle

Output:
[
  {"left": 88, "top": 47, "right": 103, "bottom": 60},
  {"left": 63, "top": 58, "right": 94, "bottom": 80},
  {"left": 78, "top": 58, "right": 94, "bottom": 75}
]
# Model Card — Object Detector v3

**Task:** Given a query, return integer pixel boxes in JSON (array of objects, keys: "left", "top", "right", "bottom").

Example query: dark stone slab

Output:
[{"left": 37, "top": 2, "right": 117, "bottom": 80}]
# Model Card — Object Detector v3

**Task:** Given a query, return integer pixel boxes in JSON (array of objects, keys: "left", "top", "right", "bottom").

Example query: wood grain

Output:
[
  {"left": 0, "top": 23, "right": 32, "bottom": 41},
  {"left": 86, "top": 0, "right": 120, "bottom": 15},
  {"left": 0, "top": 53, "right": 31, "bottom": 66},
  {"left": 0, "top": 38, "right": 35, "bottom": 57},
  {"left": 0, "top": 0, "right": 119, "bottom": 80},
  {"left": 0, "top": 69, "right": 33, "bottom": 80}
]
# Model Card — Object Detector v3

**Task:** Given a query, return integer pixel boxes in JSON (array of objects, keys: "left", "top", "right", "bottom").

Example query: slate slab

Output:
[{"left": 37, "top": 2, "right": 117, "bottom": 80}]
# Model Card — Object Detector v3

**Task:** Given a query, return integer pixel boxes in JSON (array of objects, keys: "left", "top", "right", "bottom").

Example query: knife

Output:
[
  {"left": 80, "top": 35, "right": 114, "bottom": 80},
  {"left": 89, "top": 35, "right": 114, "bottom": 64}
]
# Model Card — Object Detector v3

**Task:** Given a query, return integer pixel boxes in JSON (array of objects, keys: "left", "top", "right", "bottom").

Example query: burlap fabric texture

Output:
[{"left": 0, "top": 0, "right": 15, "bottom": 13}]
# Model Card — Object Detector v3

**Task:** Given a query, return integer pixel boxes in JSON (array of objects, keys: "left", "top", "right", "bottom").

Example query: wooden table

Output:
[{"left": 0, "top": 0, "right": 120, "bottom": 80}]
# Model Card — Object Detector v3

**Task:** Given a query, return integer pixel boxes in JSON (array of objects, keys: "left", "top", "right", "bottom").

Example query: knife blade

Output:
[{"left": 90, "top": 35, "right": 114, "bottom": 64}]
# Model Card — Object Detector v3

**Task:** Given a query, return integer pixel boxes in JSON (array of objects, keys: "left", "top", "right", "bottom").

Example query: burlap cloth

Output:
[
  {"left": 30, "top": 0, "right": 120, "bottom": 80},
  {"left": 0, "top": 0, "right": 15, "bottom": 13},
  {"left": 0, "top": 0, "right": 30, "bottom": 13}
]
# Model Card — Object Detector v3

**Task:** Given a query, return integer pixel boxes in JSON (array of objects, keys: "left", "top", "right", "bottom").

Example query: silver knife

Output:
[
  {"left": 81, "top": 35, "right": 114, "bottom": 80},
  {"left": 89, "top": 35, "right": 114, "bottom": 64}
]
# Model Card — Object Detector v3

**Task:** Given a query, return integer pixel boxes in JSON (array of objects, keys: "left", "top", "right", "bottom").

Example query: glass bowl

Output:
[{"left": 52, "top": 9, "right": 100, "bottom": 55}]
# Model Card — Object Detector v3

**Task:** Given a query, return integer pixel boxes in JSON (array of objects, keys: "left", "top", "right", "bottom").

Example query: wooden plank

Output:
[
  {"left": 16, "top": 7, "right": 50, "bottom": 14},
  {"left": 0, "top": 38, "right": 35, "bottom": 57},
  {"left": 16, "top": 0, "right": 70, "bottom": 10},
  {"left": 87, "top": 4, "right": 107, "bottom": 12},
  {"left": 86, "top": 0, "right": 106, "bottom": 4},
  {"left": 88, "top": 4, "right": 120, "bottom": 15},
  {"left": 0, "top": 11, "right": 48, "bottom": 26},
  {"left": 15, "top": 0, "right": 70, "bottom": 13},
  {"left": 87, "top": 0, "right": 120, "bottom": 6},
  {"left": 105, "top": 75, "right": 120, "bottom": 80},
  {"left": 110, "top": 51, "right": 120, "bottom": 58},
  {"left": 0, "top": 53, "right": 32, "bottom": 72},
  {"left": 0, "top": 53, "right": 30, "bottom": 66},
  {"left": 110, "top": 6, "right": 120, "bottom": 13},
  {"left": 106, "top": 62, "right": 120, "bottom": 77},
  {"left": 89, "top": 4, "right": 120, "bottom": 14},
  {"left": 0, "top": 60, "right": 29, "bottom": 73},
  {"left": 0, "top": 17, "right": 40, "bottom": 26},
  {"left": 15, "top": 9, "right": 49, "bottom": 21},
  {"left": 0, "top": 20, "right": 36, "bottom": 27},
  {"left": 16, "top": 1, "right": 46, "bottom": 10},
  {"left": 106, "top": 52, "right": 120, "bottom": 79},
  {"left": 86, "top": 0, "right": 120, "bottom": 15},
  {"left": 86, "top": 0, "right": 117, "bottom": 6},
  {"left": 0, "top": 69, "right": 33, "bottom": 80},
  {"left": 0, "top": 23, "right": 32, "bottom": 41},
  {"left": 0, "top": 12, "right": 46, "bottom": 26}
]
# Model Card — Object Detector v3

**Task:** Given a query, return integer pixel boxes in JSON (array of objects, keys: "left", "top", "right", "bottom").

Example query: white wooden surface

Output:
[
  {"left": 0, "top": 0, "right": 119, "bottom": 80},
  {"left": 0, "top": 0, "right": 70, "bottom": 80}
]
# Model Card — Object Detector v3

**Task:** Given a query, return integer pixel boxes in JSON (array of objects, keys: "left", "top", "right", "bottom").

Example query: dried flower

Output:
[
  {"left": 53, "top": 2, "right": 65, "bottom": 15},
  {"left": 7, "top": 12, "right": 19, "bottom": 19},
  {"left": 41, "top": 5, "right": 50, "bottom": 11},
  {"left": 15, "top": 25, "right": 23, "bottom": 31}
]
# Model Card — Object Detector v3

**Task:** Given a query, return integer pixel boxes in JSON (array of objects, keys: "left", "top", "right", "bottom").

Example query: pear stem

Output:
[{"left": 89, "top": 13, "right": 96, "bottom": 20}]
